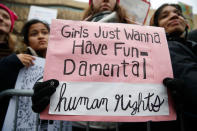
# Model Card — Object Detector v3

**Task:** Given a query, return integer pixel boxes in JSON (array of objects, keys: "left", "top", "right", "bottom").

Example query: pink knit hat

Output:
[
  {"left": 0, "top": 4, "right": 18, "bottom": 32},
  {"left": 89, "top": 0, "right": 120, "bottom": 5}
]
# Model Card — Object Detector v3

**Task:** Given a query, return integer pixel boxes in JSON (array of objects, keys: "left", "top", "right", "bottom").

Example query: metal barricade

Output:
[
  {"left": 0, "top": 89, "right": 152, "bottom": 131},
  {"left": 0, "top": 89, "right": 38, "bottom": 131}
]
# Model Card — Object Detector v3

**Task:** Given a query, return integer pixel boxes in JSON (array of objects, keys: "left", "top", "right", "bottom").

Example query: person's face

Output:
[
  {"left": 92, "top": 0, "right": 117, "bottom": 12},
  {"left": 28, "top": 23, "right": 49, "bottom": 51},
  {"left": 0, "top": 8, "right": 11, "bottom": 34},
  {"left": 158, "top": 6, "right": 187, "bottom": 35}
]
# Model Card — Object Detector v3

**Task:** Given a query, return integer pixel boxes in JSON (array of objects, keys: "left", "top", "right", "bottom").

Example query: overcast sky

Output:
[{"left": 75, "top": 0, "right": 197, "bottom": 14}]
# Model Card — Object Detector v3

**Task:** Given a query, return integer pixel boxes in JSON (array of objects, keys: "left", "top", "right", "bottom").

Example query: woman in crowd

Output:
[
  {"left": 150, "top": 3, "right": 197, "bottom": 131},
  {"left": 21, "top": 19, "right": 50, "bottom": 58},
  {"left": 31, "top": 0, "right": 137, "bottom": 131},
  {"left": 83, "top": 0, "right": 135, "bottom": 23},
  {"left": 0, "top": 4, "right": 35, "bottom": 129},
  {"left": 20, "top": 19, "right": 63, "bottom": 131}
]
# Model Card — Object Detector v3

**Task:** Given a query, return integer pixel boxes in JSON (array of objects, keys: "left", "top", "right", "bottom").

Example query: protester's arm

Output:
[
  {"left": 163, "top": 77, "right": 185, "bottom": 112},
  {"left": 0, "top": 53, "right": 35, "bottom": 68},
  {"left": 17, "top": 54, "right": 35, "bottom": 67},
  {"left": 0, "top": 54, "right": 24, "bottom": 91},
  {"left": 0, "top": 53, "right": 35, "bottom": 92},
  {"left": 167, "top": 41, "right": 197, "bottom": 113},
  {"left": 0, "top": 54, "right": 24, "bottom": 70}
]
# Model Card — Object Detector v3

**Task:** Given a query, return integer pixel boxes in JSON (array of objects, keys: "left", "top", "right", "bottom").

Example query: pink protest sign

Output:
[{"left": 40, "top": 19, "right": 176, "bottom": 122}]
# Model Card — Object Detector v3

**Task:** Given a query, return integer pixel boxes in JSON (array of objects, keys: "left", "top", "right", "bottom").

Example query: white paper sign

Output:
[
  {"left": 28, "top": 6, "right": 58, "bottom": 24},
  {"left": 50, "top": 81, "right": 168, "bottom": 116}
]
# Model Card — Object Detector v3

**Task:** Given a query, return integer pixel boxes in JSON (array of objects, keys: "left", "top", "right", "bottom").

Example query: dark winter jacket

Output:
[
  {"left": 0, "top": 54, "right": 24, "bottom": 92},
  {"left": 0, "top": 43, "right": 13, "bottom": 59},
  {"left": 188, "top": 29, "right": 197, "bottom": 43},
  {"left": 0, "top": 43, "right": 24, "bottom": 129},
  {"left": 167, "top": 35, "right": 197, "bottom": 114},
  {"left": 119, "top": 35, "right": 197, "bottom": 131},
  {"left": 166, "top": 35, "right": 197, "bottom": 131}
]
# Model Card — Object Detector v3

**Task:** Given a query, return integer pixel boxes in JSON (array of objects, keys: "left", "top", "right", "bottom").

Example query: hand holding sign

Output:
[
  {"left": 163, "top": 78, "right": 185, "bottom": 112},
  {"left": 32, "top": 79, "right": 59, "bottom": 113}
]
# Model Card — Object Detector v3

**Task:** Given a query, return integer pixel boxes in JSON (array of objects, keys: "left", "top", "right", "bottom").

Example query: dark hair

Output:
[
  {"left": 151, "top": 4, "right": 183, "bottom": 26},
  {"left": 21, "top": 19, "right": 50, "bottom": 45}
]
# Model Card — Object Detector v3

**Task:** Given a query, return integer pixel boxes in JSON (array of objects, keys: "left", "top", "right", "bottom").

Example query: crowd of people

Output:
[{"left": 0, "top": 0, "right": 197, "bottom": 130}]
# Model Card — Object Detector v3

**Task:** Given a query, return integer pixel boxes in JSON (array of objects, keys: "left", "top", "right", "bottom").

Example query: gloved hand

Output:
[
  {"left": 163, "top": 77, "right": 185, "bottom": 112},
  {"left": 32, "top": 79, "right": 59, "bottom": 113}
]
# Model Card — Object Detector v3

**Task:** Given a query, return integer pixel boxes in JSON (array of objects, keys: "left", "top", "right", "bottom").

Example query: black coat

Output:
[
  {"left": 0, "top": 54, "right": 24, "bottom": 92},
  {"left": 119, "top": 35, "right": 197, "bottom": 131},
  {"left": 163, "top": 35, "right": 197, "bottom": 131},
  {"left": 188, "top": 29, "right": 197, "bottom": 43},
  {"left": 167, "top": 36, "right": 197, "bottom": 114},
  {"left": 0, "top": 53, "right": 24, "bottom": 129}
]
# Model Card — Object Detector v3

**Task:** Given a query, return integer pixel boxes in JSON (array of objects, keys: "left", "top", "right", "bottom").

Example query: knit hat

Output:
[
  {"left": 89, "top": 0, "right": 120, "bottom": 5},
  {"left": 0, "top": 4, "right": 18, "bottom": 32}
]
